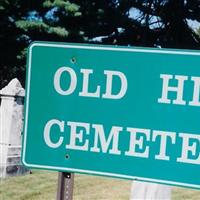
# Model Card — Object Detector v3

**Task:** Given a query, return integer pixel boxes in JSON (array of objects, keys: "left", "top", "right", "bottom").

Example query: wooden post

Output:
[
  {"left": 130, "top": 181, "right": 171, "bottom": 200},
  {"left": 56, "top": 172, "right": 74, "bottom": 200}
]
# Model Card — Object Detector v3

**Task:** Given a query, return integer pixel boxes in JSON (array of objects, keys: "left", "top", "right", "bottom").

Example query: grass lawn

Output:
[{"left": 0, "top": 170, "right": 200, "bottom": 200}]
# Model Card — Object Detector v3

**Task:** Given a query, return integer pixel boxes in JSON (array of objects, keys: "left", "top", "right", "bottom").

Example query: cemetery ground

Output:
[{"left": 0, "top": 170, "right": 200, "bottom": 200}]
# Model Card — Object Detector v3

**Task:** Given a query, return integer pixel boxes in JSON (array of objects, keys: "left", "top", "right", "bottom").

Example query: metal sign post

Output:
[{"left": 56, "top": 172, "right": 74, "bottom": 200}]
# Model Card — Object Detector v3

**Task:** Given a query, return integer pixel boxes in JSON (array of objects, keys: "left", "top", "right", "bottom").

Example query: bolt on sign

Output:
[{"left": 23, "top": 42, "right": 200, "bottom": 189}]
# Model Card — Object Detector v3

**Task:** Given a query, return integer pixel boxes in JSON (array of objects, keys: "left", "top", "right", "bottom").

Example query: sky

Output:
[{"left": 187, "top": 19, "right": 200, "bottom": 30}]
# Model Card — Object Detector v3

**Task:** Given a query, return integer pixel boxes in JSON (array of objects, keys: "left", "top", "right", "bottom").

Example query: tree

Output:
[
  {"left": 1, "top": 0, "right": 200, "bottom": 88},
  {"left": 100, "top": 0, "right": 200, "bottom": 48},
  {"left": 0, "top": 0, "right": 83, "bottom": 87}
]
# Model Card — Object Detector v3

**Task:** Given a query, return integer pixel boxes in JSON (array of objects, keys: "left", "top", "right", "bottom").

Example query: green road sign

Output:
[{"left": 23, "top": 41, "right": 200, "bottom": 189}]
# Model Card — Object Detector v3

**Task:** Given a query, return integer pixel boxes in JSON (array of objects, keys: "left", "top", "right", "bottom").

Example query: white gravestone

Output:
[{"left": 0, "top": 78, "right": 28, "bottom": 178}]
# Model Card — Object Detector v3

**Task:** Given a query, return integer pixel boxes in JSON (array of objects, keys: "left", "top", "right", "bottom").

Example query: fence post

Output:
[
  {"left": 130, "top": 181, "right": 171, "bottom": 200},
  {"left": 0, "top": 78, "right": 27, "bottom": 178}
]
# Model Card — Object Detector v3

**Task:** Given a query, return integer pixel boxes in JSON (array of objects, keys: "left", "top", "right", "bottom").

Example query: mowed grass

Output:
[{"left": 0, "top": 170, "right": 200, "bottom": 200}]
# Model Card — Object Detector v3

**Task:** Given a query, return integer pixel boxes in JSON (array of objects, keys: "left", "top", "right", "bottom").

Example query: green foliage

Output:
[
  {"left": 1, "top": 0, "right": 200, "bottom": 88},
  {"left": 0, "top": 0, "right": 82, "bottom": 87},
  {"left": 16, "top": 20, "right": 49, "bottom": 32},
  {"left": 43, "top": 0, "right": 80, "bottom": 14},
  {"left": 16, "top": 20, "right": 69, "bottom": 37},
  {"left": 49, "top": 26, "right": 69, "bottom": 37}
]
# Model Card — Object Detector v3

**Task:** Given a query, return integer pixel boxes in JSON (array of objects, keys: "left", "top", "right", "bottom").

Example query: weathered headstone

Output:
[
  {"left": 0, "top": 78, "right": 28, "bottom": 178},
  {"left": 130, "top": 181, "right": 171, "bottom": 200}
]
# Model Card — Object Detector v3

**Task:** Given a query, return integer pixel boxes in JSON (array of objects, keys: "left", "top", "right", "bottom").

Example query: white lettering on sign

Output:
[
  {"left": 189, "top": 77, "right": 200, "bottom": 106},
  {"left": 177, "top": 133, "right": 200, "bottom": 164},
  {"left": 53, "top": 67, "right": 128, "bottom": 99},
  {"left": 158, "top": 74, "right": 188, "bottom": 105},
  {"left": 43, "top": 119, "right": 200, "bottom": 165},
  {"left": 54, "top": 67, "right": 77, "bottom": 95},
  {"left": 102, "top": 70, "right": 128, "bottom": 99},
  {"left": 90, "top": 124, "right": 122, "bottom": 155},
  {"left": 43, "top": 119, "right": 64, "bottom": 148},
  {"left": 152, "top": 130, "right": 176, "bottom": 161},
  {"left": 50, "top": 69, "right": 200, "bottom": 166},
  {"left": 65, "top": 121, "right": 90, "bottom": 151},
  {"left": 79, "top": 69, "right": 101, "bottom": 98},
  {"left": 125, "top": 128, "right": 150, "bottom": 158},
  {"left": 158, "top": 74, "right": 200, "bottom": 106}
]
